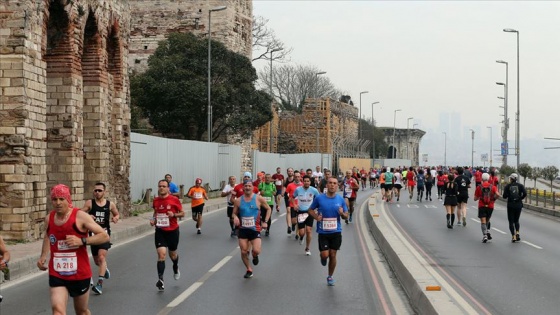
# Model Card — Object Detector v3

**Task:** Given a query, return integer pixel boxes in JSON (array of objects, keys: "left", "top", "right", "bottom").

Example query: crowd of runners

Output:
[{"left": 0, "top": 163, "right": 526, "bottom": 314}]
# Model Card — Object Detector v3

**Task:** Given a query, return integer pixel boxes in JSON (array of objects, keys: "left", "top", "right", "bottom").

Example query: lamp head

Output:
[
  {"left": 496, "top": 82, "right": 505, "bottom": 86},
  {"left": 210, "top": 6, "right": 227, "bottom": 11},
  {"left": 496, "top": 60, "right": 507, "bottom": 64},
  {"left": 503, "top": 28, "right": 518, "bottom": 33}
]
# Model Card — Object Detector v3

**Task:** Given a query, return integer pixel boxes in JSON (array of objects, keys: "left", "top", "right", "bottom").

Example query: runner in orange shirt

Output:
[{"left": 187, "top": 178, "right": 209, "bottom": 235}]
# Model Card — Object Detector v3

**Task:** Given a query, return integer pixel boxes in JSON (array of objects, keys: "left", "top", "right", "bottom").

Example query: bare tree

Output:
[
  {"left": 258, "top": 64, "right": 344, "bottom": 110},
  {"left": 252, "top": 16, "right": 292, "bottom": 62}
]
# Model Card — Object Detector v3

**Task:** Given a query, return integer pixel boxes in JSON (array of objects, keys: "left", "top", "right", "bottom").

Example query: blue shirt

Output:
[
  {"left": 239, "top": 194, "right": 260, "bottom": 231},
  {"left": 169, "top": 182, "right": 179, "bottom": 194},
  {"left": 310, "top": 194, "right": 348, "bottom": 234},
  {"left": 416, "top": 174, "right": 425, "bottom": 187},
  {"left": 293, "top": 186, "right": 320, "bottom": 211}
]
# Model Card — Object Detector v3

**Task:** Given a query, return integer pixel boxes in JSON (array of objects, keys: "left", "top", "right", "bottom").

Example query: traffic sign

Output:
[{"left": 501, "top": 142, "right": 508, "bottom": 156}]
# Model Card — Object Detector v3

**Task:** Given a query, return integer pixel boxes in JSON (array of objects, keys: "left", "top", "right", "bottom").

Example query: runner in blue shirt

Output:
[
  {"left": 308, "top": 177, "right": 348, "bottom": 286},
  {"left": 292, "top": 175, "right": 320, "bottom": 256}
]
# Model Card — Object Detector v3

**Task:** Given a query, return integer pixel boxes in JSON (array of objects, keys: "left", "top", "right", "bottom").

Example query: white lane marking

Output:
[
  {"left": 521, "top": 241, "right": 543, "bottom": 249},
  {"left": 491, "top": 228, "right": 507, "bottom": 235},
  {"left": 160, "top": 254, "right": 234, "bottom": 313}
]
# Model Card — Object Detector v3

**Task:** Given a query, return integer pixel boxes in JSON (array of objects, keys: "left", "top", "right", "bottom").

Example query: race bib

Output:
[
  {"left": 53, "top": 252, "right": 78, "bottom": 275},
  {"left": 322, "top": 218, "right": 337, "bottom": 231},
  {"left": 241, "top": 216, "right": 256, "bottom": 228},
  {"left": 297, "top": 212, "right": 309, "bottom": 223},
  {"left": 156, "top": 213, "right": 170, "bottom": 227},
  {"left": 275, "top": 180, "right": 282, "bottom": 186},
  {"left": 264, "top": 196, "right": 272, "bottom": 202},
  {"left": 194, "top": 192, "right": 203, "bottom": 199},
  {"left": 323, "top": 188, "right": 327, "bottom": 194}
]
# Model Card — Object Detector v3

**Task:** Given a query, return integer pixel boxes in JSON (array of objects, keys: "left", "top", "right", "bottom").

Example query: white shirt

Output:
[
  {"left": 312, "top": 171, "right": 323, "bottom": 180},
  {"left": 222, "top": 184, "right": 234, "bottom": 203}
]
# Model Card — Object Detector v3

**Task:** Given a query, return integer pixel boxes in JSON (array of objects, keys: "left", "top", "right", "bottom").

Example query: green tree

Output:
[
  {"left": 528, "top": 166, "right": 541, "bottom": 189},
  {"left": 131, "top": 33, "right": 272, "bottom": 141},
  {"left": 499, "top": 164, "right": 517, "bottom": 180},
  {"left": 517, "top": 163, "right": 532, "bottom": 186},
  {"left": 541, "top": 165, "right": 559, "bottom": 194}
]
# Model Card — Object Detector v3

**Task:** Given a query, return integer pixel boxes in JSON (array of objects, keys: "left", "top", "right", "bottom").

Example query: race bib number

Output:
[
  {"left": 194, "top": 192, "right": 203, "bottom": 199},
  {"left": 241, "top": 216, "right": 256, "bottom": 228},
  {"left": 297, "top": 212, "right": 309, "bottom": 223},
  {"left": 156, "top": 214, "right": 170, "bottom": 227},
  {"left": 275, "top": 180, "right": 282, "bottom": 186},
  {"left": 322, "top": 218, "right": 337, "bottom": 231},
  {"left": 264, "top": 196, "right": 272, "bottom": 202},
  {"left": 53, "top": 252, "right": 78, "bottom": 275},
  {"left": 323, "top": 188, "right": 327, "bottom": 194}
]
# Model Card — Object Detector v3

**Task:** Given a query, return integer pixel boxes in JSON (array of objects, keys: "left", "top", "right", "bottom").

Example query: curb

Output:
[{"left": 365, "top": 192, "right": 470, "bottom": 315}]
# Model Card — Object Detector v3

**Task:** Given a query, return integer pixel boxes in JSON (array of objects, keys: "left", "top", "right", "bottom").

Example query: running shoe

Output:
[
  {"left": 305, "top": 249, "right": 311, "bottom": 256},
  {"left": 299, "top": 237, "right": 304, "bottom": 245},
  {"left": 104, "top": 268, "right": 111, "bottom": 279},
  {"left": 320, "top": 257, "right": 327, "bottom": 266},
  {"left": 349, "top": 215, "right": 353, "bottom": 223},
  {"left": 482, "top": 235, "right": 488, "bottom": 243},
  {"left": 345, "top": 219, "right": 349, "bottom": 224},
  {"left": 92, "top": 283, "right": 102, "bottom": 295},
  {"left": 174, "top": 270, "right": 181, "bottom": 280},
  {"left": 511, "top": 235, "right": 517, "bottom": 243},
  {"left": 244, "top": 270, "right": 253, "bottom": 278},
  {"left": 457, "top": 219, "right": 462, "bottom": 226},
  {"left": 230, "top": 230, "right": 236, "bottom": 237},
  {"left": 197, "top": 229, "right": 201, "bottom": 235},
  {"left": 447, "top": 221, "right": 452, "bottom": 229},
  {"left": 287, "top": 227, "right": 291, "bottom": 235},
  {"left": 462, "top": 217, "right": 467, "bottom": 227},
  {"left": 516, "top": 233, "right": 520, "bottom": 241},
  {"left": 156, "top": 279, "right": 165, "bottom": 291},
  {"left": 265, "top": 230, "right": 270, "bottom": 237},
  {"left": 487, "top": 232, "right": 492, "bottom": 240},
  {"left": 295, "top": 234, "right": 299, "bottom": 241},
  {"left": 252, "top": 255, "right": 259, "bottom": 266},
  {"left": 327, "top": 276, "right": 335, "bottom": 286}
]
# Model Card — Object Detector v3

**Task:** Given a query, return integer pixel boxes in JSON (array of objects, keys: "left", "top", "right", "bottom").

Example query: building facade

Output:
[
  {"left": 379, "top": 127, "right": 425, "bottom": 166},
  {"left": 0, "top": 0, "right": 131, "bottom": 240}
]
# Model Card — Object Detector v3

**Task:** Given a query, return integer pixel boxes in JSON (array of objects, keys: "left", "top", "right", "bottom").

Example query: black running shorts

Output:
[
  {"left": 318, "top": 232, "right": 342, "bottom": 251},
  {"left": 49, "top": 276, "right": 91, "bottom": 297},
  {"left": 155, "top": 228, "right": 180, "bottom": 251}
]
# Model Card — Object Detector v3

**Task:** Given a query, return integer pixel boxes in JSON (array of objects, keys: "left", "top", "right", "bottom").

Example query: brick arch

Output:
[
  {"left": 44, "top": 0, "right": 85, "bottom": 199},
  {"left": 107, "top": 20, "right": 123, "bottom": 92}
]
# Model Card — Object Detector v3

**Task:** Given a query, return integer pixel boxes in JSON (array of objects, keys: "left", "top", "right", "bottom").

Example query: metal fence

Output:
[{"left": 130, "top": 133, "right": 241, "bottom": 202}]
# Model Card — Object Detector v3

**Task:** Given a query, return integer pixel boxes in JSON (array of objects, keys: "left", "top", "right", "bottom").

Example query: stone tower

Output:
[{"left": 0, "top": 0, "right": 131, "bottom": 240}]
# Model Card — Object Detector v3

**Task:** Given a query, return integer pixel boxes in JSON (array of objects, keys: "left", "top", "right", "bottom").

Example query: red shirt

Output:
[
  {"left": 48, "top": 208, "right": 91, "bottom": 281},
  {"left": 474, "top": 171, "right": 482, "bottom": 183},
  {"left": 407, "top": 171, "right": 416, "bottom": 186},
  {"left": 474, "top": 182, "right": 499, "bottom": 209},
  {"left": 286, "top": 181, "right": 303, "bottom": 207},
  {"left": 271, "top": 173, "right": 285, "bottom": 189},
  {"left": 153, "top": 195, "right": 182, "bottom": 231},
  {"left": 436, "top": 174, "right": 447, "bottom": 186}
]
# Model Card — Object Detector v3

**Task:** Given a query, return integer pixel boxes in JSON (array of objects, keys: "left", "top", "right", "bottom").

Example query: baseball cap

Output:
[
  {"left": 243, "top": 172, "right": 252, "bottom": 179},
  {"left": 509, "top": 173, "right": 518, "bottom": 180},
  {"left": 481, "top": 173, "right": 490, "bottom": 181}
]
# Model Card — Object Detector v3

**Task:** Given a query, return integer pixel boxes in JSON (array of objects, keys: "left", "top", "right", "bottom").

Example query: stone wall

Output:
[
  {"left": 379, "top": 127, "right": 426, "bottom": 166},
  {"left": 270, "top": 98, "right": 358, "bottom": 154},
  {"left": 129, "top": 0, "right": 252, "bottom": 74},
  {"left": 0, "top": 0, "right": 131, "bottom": 240}
]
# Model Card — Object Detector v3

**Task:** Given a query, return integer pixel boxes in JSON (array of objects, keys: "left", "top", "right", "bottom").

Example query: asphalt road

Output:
[
  {"left": 383, "top": 186, "right": 560, "bottom": 315},
  {"left": 0, "top": 189, "right": 413, "bottom": 315}
]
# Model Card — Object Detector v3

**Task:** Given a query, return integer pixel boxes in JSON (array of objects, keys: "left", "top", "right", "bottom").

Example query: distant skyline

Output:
[{"left": 252, "top": 1, "right": 560, "bottom": 167}]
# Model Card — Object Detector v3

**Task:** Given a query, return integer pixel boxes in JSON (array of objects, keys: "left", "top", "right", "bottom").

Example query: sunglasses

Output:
[{"left": 94, "top": 189, "right": 104, "bottom": 193}]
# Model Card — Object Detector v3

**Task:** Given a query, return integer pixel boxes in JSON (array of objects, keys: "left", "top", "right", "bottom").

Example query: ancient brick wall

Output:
[
  {"left": 129, "top": 0, "right": 252, "bottom": 73},
  {"left": 0, "top": 0, "right": 131, "bottom": 240},
  {"left": 274, "top": 98, "right": 358, "bottom": 154},
  {"left": 379, "top": 127, "right": 425, "bottom": 166}
]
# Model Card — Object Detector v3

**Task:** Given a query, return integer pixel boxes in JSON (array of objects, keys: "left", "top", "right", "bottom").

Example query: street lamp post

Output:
[
  {"left": 392, "top": 109, "right": 401, "bottom": 159},
  {"left": 487, "top": 126, "right": 493, "bottom": 168},
  {"left": 443, "top": 132, "right": 447, "bottom": 167},
  {"left": 406, "top": 117, "right": 413, "bottom": 160},
  {"left": 315, "top": 72, "right": 327, "bottom": 153},
  {"left": 207, "top": 5, "right": 227, "bottom": 142},
  {"left": 359, "top": 91, "right": 369, "bottom": 139},
  {"left": 504, "top": 28, "right": 520, "bottom": 169},
  {"left": 496, "top": 82, "right": 508, "bottom": 166},
  {"left": 371, "top": 101, "right": 379, "bottom": 159},
  {"left": 470, "top": 129, "right": 475, "bottom": 169},
  {"left": 268, "top": 48, "right": 283, "bottom": 152}
]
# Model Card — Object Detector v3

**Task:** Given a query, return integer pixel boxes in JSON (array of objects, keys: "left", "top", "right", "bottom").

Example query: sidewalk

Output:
[{"left": 1, "top": 197, "right": 228, "bottom": 284}]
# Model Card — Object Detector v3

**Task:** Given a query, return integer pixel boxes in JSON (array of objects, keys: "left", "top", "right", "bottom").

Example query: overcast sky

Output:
[{"left": 252, "top": 1, "right": 560, "bottom": 167}]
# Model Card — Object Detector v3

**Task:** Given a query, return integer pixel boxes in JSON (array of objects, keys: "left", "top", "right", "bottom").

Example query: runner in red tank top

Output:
[{"left": 37, "top": 184, "right": 109, "bottom": 315}]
